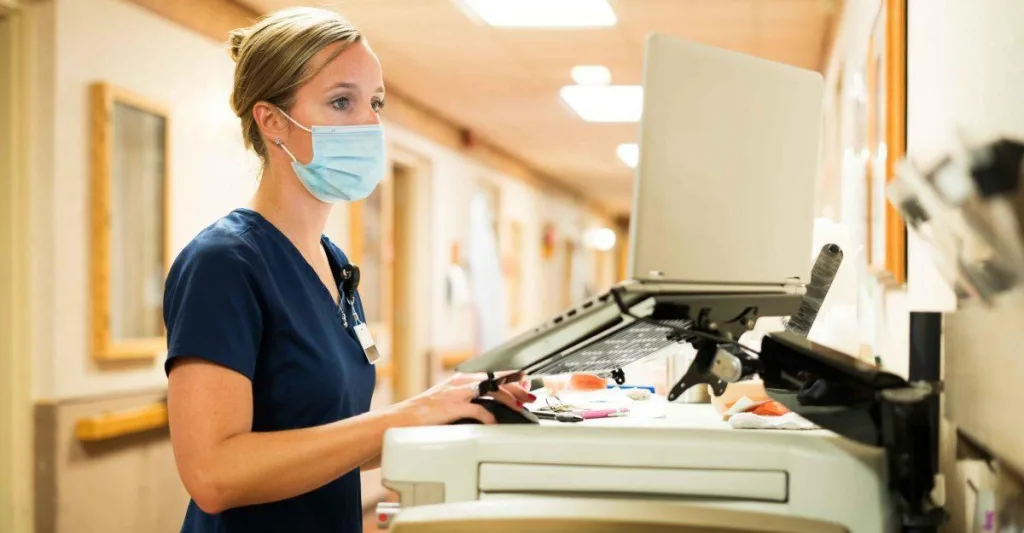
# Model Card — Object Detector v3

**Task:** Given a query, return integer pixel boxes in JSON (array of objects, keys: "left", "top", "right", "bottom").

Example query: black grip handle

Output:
[{"left": 783, "top": 243, "right": 843, "bottom": 337}]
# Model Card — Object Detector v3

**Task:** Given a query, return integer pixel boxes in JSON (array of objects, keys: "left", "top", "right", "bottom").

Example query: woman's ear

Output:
[{"left": 253, "top": 101, "right": 290, "bottom": 145}]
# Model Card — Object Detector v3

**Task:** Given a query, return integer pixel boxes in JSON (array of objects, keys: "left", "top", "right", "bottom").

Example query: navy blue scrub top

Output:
[{"left": 163, "top": 208, "right": 376, "bottom": 533}]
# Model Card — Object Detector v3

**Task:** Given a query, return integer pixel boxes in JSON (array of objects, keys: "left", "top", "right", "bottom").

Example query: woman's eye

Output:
[
  {"left": 331, "top": 97, "right": 350, "bottom": 110},
  {"left": 372, "top": 99, "right": 385, "bottom": 113}
]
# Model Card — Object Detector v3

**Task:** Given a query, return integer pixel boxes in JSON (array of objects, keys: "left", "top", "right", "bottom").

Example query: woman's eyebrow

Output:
[{"left": 326, "top": 82, "right": 385, "bottom": 94}]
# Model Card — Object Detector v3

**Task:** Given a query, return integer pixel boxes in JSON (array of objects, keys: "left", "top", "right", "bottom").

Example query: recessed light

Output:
[
  {"left": 585, "top": 228, "right": 617, "bottom": 251},
  {"left": 617, "top": 143, "right": 639, "bottom": 168},
  {"left": 458, "top": 0, "right": 617, "bottom": 28},
  {"left": 559, "top": 85, "right": 642, "bottom": 123},
  {"left": 570, "top": 65, "right": 611, "bottom": 86}
]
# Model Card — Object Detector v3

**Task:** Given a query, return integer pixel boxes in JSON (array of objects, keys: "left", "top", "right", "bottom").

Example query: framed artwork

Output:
[
  {"left": 90, "top": 82, "right": 171, "bottom": 361},
  {"left": 865, "top": 0, "right": 907, "bottom": 284}
]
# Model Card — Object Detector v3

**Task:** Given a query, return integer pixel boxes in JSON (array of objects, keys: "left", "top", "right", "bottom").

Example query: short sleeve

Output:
[{"left": 163, "top": 237, "right": 263, "bottom": 380}]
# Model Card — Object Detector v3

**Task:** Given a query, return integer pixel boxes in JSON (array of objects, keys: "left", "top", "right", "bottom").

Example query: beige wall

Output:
[{"left": 35, "top": 390, "right": 188, "bottom": 533}]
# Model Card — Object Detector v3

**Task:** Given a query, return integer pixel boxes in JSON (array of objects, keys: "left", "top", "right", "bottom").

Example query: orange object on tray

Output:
[
  {"left": 568, "top": 373, "right": 607, "bottom": 391},
  {"left": 749, "top": 400, "right": 790, "bottom": 417}
]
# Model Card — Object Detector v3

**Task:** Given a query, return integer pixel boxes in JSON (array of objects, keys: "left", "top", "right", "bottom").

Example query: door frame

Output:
[
  {"left": 349, "top": 142, "right": 433, "bottom": 401},
  {"left": 0, "top": 3, "right": 35, "bottom": 532},
  {"left": 387, "top": 144, "right": 433, "bottom": 400}
]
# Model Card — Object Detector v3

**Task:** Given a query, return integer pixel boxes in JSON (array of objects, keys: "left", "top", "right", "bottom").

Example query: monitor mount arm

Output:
[
  {"left": 607, "top": 288, "right": 770, "bottom": 401},
  {"left": 664, "top": 319, "right": 762, "bottom": 400},
  {"left": 659, "top": 243, "right": 845, "bottom": 400}
]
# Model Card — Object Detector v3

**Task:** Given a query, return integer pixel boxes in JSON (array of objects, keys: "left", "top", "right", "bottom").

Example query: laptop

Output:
[{"left": 458, "top": 33, "right": 825, "bottom": 377}]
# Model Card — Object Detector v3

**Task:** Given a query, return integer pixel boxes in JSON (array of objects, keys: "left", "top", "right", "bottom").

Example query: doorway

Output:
[
  {"left": 350, "top": 151, "right": 431, "bottom": 406},
  {"left": 389, "top": 160, "right": 417, "bottom": 400},
  {"left": 0, "top": 5, "right": 35, "bottom": 533}
]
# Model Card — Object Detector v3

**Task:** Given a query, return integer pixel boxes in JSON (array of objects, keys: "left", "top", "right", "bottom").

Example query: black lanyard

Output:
[{"left": 340, "top": 263, "right": 360, "bottom": 313}]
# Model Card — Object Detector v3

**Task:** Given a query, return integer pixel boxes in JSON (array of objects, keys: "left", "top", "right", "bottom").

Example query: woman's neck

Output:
[{"left": 249, "top": 166, "right": 333, "bottom": 257}]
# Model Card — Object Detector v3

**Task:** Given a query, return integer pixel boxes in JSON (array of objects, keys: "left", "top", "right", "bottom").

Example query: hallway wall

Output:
[{"left": 32, "top": 0, "right": 265, "bottom": 401}]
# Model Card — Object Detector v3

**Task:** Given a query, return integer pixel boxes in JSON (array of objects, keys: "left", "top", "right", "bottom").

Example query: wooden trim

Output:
[
  {"left": 440, "top": 349, "right": 473, "bottom": 370},
  {"left": 90, "top": 83, "right": 109, "bottom": 361},
  {"left": 884, "top": 0, "right": 907, "bottom": 284},
  {"left": 90, "top": 82, "right": 171, "bottom": 361},
  {"left": 95, "top": 337, "right": 167, "bottom": 361},
  {"left": 0, "top": 7, "right": 35, "bottom": 531},
  {"left": 74, "top": 402, "right": 168, "bottom": 441}
]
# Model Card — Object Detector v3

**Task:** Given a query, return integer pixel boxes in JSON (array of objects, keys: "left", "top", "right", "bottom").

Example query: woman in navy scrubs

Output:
[{"left": 163, "top": 7, "right": 531, "bottom": 533}]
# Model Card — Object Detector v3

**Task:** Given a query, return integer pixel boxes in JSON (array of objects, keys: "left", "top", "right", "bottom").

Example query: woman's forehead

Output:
[{"left": 306, "top": 41, "right": 384, "bottom": 92}]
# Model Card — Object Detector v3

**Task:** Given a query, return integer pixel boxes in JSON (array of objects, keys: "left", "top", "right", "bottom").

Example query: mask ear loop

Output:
[
  {"left": 273, "top": 107, "right": 312, "bottom": 164},
  {"left": 273, "top": 137, "right": 299, "bottom": 163},
  {"left": 277, "top": 107, "right": 313, "bottom": 133}
]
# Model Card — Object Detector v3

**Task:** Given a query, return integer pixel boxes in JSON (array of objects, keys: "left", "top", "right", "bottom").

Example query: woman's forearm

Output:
[
  {"left": 360, "top": 453, "right": 382, "bottom": 471},
  {"left": 193, "top": 408, "right": 405, "bottom": 513}
]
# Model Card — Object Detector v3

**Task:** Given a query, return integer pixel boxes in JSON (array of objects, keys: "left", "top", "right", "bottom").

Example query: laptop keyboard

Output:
[{"left": 530, "top": 317, "right": 693, "bottom": 375}]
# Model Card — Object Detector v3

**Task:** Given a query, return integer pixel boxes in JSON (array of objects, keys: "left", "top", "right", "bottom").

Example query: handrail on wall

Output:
[
  {"left": 441, "top": 349, "right": 473, "bottom": 370},
  {"left": 374, "top": 349, "right": 473, "bottom": 383},
  {"left": 75, "top": 402, "right": 168, "bottom": 442}
]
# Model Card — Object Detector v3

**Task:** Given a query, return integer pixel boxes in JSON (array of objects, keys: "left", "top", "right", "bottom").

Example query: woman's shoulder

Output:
[{"left": 170, "top": 210, "right": 264, "bottom": 278}]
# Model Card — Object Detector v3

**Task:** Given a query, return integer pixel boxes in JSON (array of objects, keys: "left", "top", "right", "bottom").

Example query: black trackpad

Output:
[{"left": 450, "top": 398, "right": 539, "bottom": 425}]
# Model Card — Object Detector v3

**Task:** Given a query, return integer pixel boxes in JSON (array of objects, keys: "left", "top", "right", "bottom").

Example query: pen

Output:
[
  {"left": 579, "top": 407, "right": 630, "bottom": 420},
  {"left": 532, "top": 411, "right": 584, "bottom": 423}
]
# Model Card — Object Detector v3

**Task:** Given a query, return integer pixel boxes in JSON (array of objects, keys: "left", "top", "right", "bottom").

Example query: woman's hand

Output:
[{"left": 392, "top": 372, "right": 534, "bottom": 426}]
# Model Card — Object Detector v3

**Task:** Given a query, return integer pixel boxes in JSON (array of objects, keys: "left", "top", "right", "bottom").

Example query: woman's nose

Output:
[{"left": 358, "top": 105, "right": 382, "bottom": 126}]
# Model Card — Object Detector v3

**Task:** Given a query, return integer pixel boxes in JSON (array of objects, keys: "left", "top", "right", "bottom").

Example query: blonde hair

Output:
[{"left": 228, "top": 7, "right": 362, "bottom": 162}]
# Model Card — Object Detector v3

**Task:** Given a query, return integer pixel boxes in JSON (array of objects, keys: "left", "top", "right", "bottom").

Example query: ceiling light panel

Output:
[
  {"left": 570, "top": 65, "right": 612, "bottom": 86},
  {"left": 617, "top": 143, "right": 639, "bottom": 168},
  {"left": 559, "top": 85, "right": 642, "bottom": 123},
  {"left": 458, "top": 0, "right": 617, "bottom": 28}
]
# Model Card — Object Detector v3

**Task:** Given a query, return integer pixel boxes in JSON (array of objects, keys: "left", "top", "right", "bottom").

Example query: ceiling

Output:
[{"left": 242, "top": 0, "right": 837, "bottom": 215}]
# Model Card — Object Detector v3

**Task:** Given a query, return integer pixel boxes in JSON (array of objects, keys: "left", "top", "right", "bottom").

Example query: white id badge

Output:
[{"left": 354, "top": 323, "right": 380, "bottom": 364}]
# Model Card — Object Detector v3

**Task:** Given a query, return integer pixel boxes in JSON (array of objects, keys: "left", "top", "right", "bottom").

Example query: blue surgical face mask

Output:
[{"left": 274, "top": 109, "right": 386, "bottom": 203}]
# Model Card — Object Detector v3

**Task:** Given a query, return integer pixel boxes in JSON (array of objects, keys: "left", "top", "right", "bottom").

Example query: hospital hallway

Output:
[{"left": 2, "top": 0, "right": 1024, "bottom": 532}]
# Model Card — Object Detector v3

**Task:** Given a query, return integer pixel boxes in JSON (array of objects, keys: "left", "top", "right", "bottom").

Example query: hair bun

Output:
[{"left": 228, "top": 29, "right": 247, "bottom": 62}]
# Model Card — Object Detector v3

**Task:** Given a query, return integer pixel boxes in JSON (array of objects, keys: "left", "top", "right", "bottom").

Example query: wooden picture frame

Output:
[
  {"left": 90, "top": 82, "right": 171, "bottom": 361},
  {"left": 864, "top": 0, "right": 907, "bottom": 285},
  {"left": 883, "top": 0, "right": 907, "bottom": 284}
]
